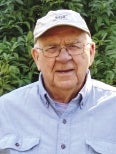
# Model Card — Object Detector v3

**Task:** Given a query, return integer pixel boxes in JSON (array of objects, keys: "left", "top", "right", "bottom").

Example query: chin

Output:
[{"left": 56, "top": 81, "right": 78, "bottom": 90}]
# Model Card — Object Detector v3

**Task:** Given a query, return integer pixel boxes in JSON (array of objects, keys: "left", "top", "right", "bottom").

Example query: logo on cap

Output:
[{"left": 53, "top": 14, "right": 68, "bottom": 21}]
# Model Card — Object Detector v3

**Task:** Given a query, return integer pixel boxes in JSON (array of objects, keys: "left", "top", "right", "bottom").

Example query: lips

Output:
[{"left": 56, "top": 69, "right": 74, "bottom": 73}]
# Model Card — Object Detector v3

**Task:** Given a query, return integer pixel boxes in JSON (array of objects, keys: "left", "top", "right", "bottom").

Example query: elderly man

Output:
[{"left": 0, "top": 9, "right": 116, "bottom": 154}]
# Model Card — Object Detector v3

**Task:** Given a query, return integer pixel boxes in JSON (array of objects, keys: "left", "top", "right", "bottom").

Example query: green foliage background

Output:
[{"left": 0, "top": 0, "right": 116, "bottom": 95}]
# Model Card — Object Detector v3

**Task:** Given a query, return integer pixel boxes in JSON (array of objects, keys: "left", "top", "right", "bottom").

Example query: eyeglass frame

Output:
[{"left": 35, "top": 42, "right": 91, "bottom": 58}]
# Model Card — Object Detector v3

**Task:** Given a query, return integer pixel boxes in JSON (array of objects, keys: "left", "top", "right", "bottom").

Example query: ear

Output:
[
  {"left": 89, "top": 42, "right": 96, "bottom": 66},
  {"left": 31, "top": 48, "right": 41, "bottom": 71}
]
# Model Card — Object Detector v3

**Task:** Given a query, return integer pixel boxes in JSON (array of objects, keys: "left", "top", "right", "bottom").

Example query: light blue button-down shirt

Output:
[{"left": 0, "top": 71, "right": 116, "bottom": 154}]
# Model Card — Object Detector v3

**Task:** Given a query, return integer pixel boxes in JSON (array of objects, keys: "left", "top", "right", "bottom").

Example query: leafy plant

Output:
[{"left": 0, "top": 0, "right": 116, "bottom": 95}]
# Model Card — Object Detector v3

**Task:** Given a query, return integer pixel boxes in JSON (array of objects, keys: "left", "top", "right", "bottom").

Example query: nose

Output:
[{"left": 56, "top": 47, "right": 72, "bottom": 62}]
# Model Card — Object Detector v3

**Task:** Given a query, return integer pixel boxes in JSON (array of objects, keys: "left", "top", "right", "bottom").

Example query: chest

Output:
[{"left": 1, "top": 105, "right": 116, "bottom": 154}]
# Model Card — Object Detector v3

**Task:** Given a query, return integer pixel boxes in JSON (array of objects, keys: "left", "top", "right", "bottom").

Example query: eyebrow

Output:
[{"left": 44, "top": 39, "right": 82, "bottom": 46}]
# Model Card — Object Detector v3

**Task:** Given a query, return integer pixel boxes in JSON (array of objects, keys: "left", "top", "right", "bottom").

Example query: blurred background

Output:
[{"left": 0, "top": 0, "right": 116, "bottom": 95}]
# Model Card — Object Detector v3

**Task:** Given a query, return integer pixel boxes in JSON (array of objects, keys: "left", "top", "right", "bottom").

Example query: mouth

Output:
[{"left": 56, "top": 69, "right": 74, "bottom": 73}]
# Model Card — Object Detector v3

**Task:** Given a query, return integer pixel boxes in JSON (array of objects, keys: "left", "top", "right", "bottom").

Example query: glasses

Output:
[{"left": 36, "top": 42, "right": 90, "bottom": 58}]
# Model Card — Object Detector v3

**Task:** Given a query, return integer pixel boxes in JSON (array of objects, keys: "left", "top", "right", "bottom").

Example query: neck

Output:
[
  {"left": 41, "top": 75, "right": 86, "bottom": 103},
  {"left": 46, "top": 86, "right": 81, "bottom": 103}
]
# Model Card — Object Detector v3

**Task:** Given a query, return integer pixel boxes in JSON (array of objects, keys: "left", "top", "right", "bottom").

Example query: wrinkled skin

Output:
[{"left": 32, "top": 26, "right": 95, "bottom": 103}]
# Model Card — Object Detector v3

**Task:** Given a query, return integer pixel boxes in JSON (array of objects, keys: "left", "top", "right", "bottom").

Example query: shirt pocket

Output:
[
  {"left": 0, "top": 134, "right": 40, "bottom": 152},
  {"left": 86, "top": 139, "right": 116, "bottom": 154}
]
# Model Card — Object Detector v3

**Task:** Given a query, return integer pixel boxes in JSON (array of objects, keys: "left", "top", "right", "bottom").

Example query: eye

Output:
[
  {"left": 67, "top": 44, "right": 81, "bottom": 50},
  {"left": 45, "top": 46, "right": 58, "bottom": 53},
  {"left": 49, "top": 46, "right": 57, "bottom": 49},
  {"left": 74, "top": 43, "right": 83, "bottom": 48}
]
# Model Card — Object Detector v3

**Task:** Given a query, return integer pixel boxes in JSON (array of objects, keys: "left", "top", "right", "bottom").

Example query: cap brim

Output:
[{"left": 34, "top": 23, "right": 90, "bottom": 41}]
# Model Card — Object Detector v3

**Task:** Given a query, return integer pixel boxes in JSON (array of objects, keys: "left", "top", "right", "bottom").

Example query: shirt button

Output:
[
  {"left": 61, "top": 144, "right": 66, "bottom": 149},
  {"left": 62, "top": 119, "right": 67, "bottom": 124},
  {"left": 15, "top": 143, "right": 20, "bottom": 147}
]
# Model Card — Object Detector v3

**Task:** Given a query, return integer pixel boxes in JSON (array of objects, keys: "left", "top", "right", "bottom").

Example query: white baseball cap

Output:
[{"left": 34, "top": 9, "right": 91, "bottom": 41}]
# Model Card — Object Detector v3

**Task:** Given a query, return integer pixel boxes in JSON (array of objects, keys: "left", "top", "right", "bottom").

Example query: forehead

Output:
[{"left": 36, "top": 26, "right": 88, "bottom": 45}]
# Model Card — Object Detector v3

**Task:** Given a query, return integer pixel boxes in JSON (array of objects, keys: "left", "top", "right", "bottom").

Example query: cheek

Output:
[
  {"left": 39, "top": 57, "right": 55, "bottom": 73},
  {"left": 73, "top": 54, "right": 87, "bottom": 65},
  {"left": 72, "top": 54, "right": 90, "bottom": 72},
  {"left": 81, "top": 53, "right": 91, "bottom": 66}
]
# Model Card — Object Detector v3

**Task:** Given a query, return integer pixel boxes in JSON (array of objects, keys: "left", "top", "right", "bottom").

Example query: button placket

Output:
[
  {"left": 62, "top": 119, "right": 67, "bottom": 124},
  {"left": 61, "top": 144, "right": 66, "bottom": 149},
  {"left": 15, "top": 142, "right": 20, "bottom": 147},
  {"left": 56, "top": 117, "right": 70, "bottom": 153}
]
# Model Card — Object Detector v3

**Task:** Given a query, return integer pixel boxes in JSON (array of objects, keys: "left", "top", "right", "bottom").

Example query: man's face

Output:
[{"left": 32, "top": 26, "right": 95, "bottom": 94}]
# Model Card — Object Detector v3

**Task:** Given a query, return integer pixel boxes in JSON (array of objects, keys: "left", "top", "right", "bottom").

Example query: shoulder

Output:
[
  {"left": 92, "top": 79, "right": 116, "bottom": 92},
  {"left": 0, "top": 81, "right": 40, "bottom": 104},
  {"left": 91, "top": 79, "right": 116, "bottom": 103}
]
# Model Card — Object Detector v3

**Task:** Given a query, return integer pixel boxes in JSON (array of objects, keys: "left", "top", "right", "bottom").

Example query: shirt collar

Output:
[
  {"left": 38, "top": 73, "right": 49, "bottom": 107},
  {"left": 78, "top": 70, "right": 92, "bottom": 108}
]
